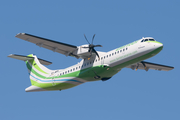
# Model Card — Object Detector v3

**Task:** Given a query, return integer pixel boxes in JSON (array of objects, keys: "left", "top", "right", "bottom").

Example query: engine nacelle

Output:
[{"left": 73, "top": 44, "right": 91, "bottom": 58}]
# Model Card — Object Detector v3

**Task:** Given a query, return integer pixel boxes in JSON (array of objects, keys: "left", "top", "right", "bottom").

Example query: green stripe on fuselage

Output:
[{"left": 30, "top": 79, "right": 77, "bottom": 90}]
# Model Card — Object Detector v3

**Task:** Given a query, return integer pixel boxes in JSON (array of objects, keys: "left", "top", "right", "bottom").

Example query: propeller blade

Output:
[
  {"left": 82, "top": 46, "right": 90, "bottom": 48},
  {"left": 84, "top": 34, "right": 90, "bottom": 44},
  {"left": 91, "top": 34, "right": 96, "bottom": 44},
  {"left": 94, "top": 45, "right": 102, "bottom": 47},
  {"left": 89, "top": 48, "right": 93, "bottom": 55},
  {"left": 92, "top": 48, "right": 100, "bottom": 58}
]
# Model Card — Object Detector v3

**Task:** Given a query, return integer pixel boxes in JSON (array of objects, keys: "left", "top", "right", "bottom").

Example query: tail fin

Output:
[{"left": 8, "top": 54, "right": 53, "bottom": 91}]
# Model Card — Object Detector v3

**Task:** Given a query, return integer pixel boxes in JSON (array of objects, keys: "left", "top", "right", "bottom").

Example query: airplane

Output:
[{"left": 8, "top": 33, "right": 174, "bottom": 92}]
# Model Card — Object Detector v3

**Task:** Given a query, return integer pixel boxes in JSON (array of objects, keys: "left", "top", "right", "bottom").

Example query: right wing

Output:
[
  {"left": 126, "top": 61, "right": 174, "bottom": 71},
  {"left": 16, "top": 33, "right": 79, "bottom": 58}
]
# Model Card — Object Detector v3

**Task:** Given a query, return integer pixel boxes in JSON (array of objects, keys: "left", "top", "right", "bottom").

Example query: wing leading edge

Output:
[
  {"left": 126, "top": 61, "right": 174, "bottom": 71},
  {"left": 16, "top": 33, "right": 79, "bottom": 58}
]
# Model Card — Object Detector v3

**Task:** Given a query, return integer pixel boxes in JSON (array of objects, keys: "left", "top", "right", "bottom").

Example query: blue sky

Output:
[{"left": 1, "top": 0, "right": 179, "bottom": 120}]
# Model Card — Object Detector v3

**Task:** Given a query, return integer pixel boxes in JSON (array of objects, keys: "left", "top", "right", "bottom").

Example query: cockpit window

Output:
[
  {"left": 141, "top": 40, "right": 144, "bottom": 42},
  {"left": 149, "top": 39, "right": 155, "bottom": 41},
  {"left": 141, "top": 38, "right": 155, "bottom": 42},
  {"left": 144, "top": 39, "right": 148, "bottom": 42}
]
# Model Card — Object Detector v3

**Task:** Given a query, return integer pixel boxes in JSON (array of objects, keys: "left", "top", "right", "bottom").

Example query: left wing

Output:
[
  {"left": 16, "top": 33, "right": 79, "bottom": 58},
  {"left": 126, "top": 61, "right": 174, "bottom": 71}
]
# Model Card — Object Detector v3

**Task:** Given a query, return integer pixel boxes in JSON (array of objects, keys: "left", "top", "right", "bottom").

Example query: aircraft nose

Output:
[
  {"left": 154, "top": 41, "right": 163, "bottom": 48},
  {"left": 157, "top": 42, "right": 163, "bottom": 48}
]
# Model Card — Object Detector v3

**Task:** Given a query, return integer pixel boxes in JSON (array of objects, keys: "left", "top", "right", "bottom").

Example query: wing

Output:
[
  {"left": 126, "top": 61, "right": 174, "bottom": 71},
  {"left": 16, "top": 33, "right": 79, "bottom": 58}
]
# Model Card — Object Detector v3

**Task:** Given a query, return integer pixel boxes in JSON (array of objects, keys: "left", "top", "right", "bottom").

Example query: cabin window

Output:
[
  {"left": 65, "top": 71, "right": 67, "bottom": 74},
  {"left": 101, "top": 57, "right": 103, "bottom": 60},
  {"left": 123, "top": 49, "right": 125, "bottom": 51},
  {"left": 126, "top": 48, "right": 128, "bottom": 50},
  {"left": 115, "top": 52, "right": 116, "bottom": 54},
  {"left": 70, "top": 69, "right": 72, "bottom": 72},
  {"left": 141, "top": 40, "right": 144, "bottom": 42},
  {"left": 79, "top": 66, "right": 80, "bottom": 68},
  {"left": 87, "top": 62, "right": 89, "bottom": 65},
  {"left": 76, "top": 67, "right": 78, "bottom": 69},
  {"left": 117, "top": 51, "right": 119, "bottom": 53},
  {"left": 149, "top": 39, "right": 155, "bottom": 41},
  {"left": 68, "top": 70, "right": 69, "bottom": 73},
  {"left": 104, "top": 56, "right": 105, "bottom": 59},
  {"left": 107, "top": 55, "right": 108, "bottom": 58},
  {"left": 73, "top": 68, "right": 75, "bottom": 71},
  {"left": 90, "top": 62, "right": 91, "bottom": 64},
  {"left": 120, "top": 50, "right": 122, "bottom": 52},
  {"left": 145, "top": 39, "right": 148, "bottom": 42},
  {"left": 60, "top": 73, "right": 61, "bottom": 76},
  {"left": 112, "top": 53, "right": 114, "bottom": 56},
  {"left": 63, "top": 72, "right": 64, "bottom": 75},
  {"left": 84, "top": 64, "right": 86, "bottom": 66}
]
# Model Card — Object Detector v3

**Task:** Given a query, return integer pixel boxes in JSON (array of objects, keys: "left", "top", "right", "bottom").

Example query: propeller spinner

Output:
[{"left": 83, "top": 34, "right": 102, "bottom": 59}]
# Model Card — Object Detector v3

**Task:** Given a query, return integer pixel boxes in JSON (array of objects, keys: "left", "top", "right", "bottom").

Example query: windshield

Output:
[{"left": 141, "top": 38, "right": 155, "bottom": 42}]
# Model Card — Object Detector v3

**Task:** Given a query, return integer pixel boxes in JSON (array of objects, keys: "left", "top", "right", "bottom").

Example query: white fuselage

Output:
[{"left": 53, "top": 38, "right": 163, "bottom": 77}]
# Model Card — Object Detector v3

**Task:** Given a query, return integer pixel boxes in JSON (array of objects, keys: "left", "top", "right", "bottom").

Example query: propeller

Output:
[{"left": 83, "top": 34, "right": 102, "bottom": 59}]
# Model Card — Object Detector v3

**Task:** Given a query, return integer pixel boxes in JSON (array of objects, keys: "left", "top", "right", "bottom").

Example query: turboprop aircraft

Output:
[{"left": 8, "top": 33, "right": 174, "bottom": 92}]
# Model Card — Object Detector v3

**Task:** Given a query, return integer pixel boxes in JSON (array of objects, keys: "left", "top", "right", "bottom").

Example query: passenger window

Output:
[
  {"left": 109, "top": 54, "right": 111, "bottom": 57},
  {"left": 84, "top": 64, "right": 86, "bottom": 66},
  {"left": 73, "top": 68, "right": 75, "bottom": 71},
  {"left": 120, "top": 50, "right": 122, "bottom": 52},
  {"left": 123, "top": 49, "right": 125, "bottom": 51},
  {"left": 87, "top": 62, "right": 89, "bottom": 65},
  {"left": 126, "top": 48, "right": 128, "bottom": 50},
  {"left": 90, "top": 62, "right": 91, "bottom": 64},
  {"left": 101, "top": 57, "right": 103, "bottom": 60},
  {"left": 70, "top": 69, "right": 72, "bottom": 72},
  {"left": 117, "top": 51, "right": 119, "bottom": 53},
  {"left": 141, "top": 40, "right": 144, "bottom": 42},
  {"left": 79, "top": 66, "right": 80, "bottom": 68},
  {"left": 104, "top": 56, "right": 105, "bottom": 59},
  {"left": 107, "top": 55, "right": 108, "bottom": 58},
  {"left": 115, "top": 52, "right": 116, "bottom": 54},
  {"left": 112, "top": 53, "right": 114, "bottom": 56},
  {"left": 76, "top": 67, "right": 78, "bottom": 69},
  {"left": 63, "top": 72, "right": 64, "bottom": 75},
  {"left": 65, "top": 71, "right": 67, "bottom": 74},
  {"left": 96, "top": 59, "right": 97, "bottom": 62},
  {"left": 68, "top": 70, "right": 69, "bottom": 73}
]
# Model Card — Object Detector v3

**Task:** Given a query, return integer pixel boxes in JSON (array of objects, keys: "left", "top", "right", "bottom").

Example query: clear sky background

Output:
[{"left": 1, "top": 0, "right": 179, "bottom": 120}]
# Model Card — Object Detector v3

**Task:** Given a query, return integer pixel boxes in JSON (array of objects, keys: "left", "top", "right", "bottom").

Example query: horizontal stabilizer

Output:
[{"left": 8, "top": 54, "right": 52, "bottom": 65}]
